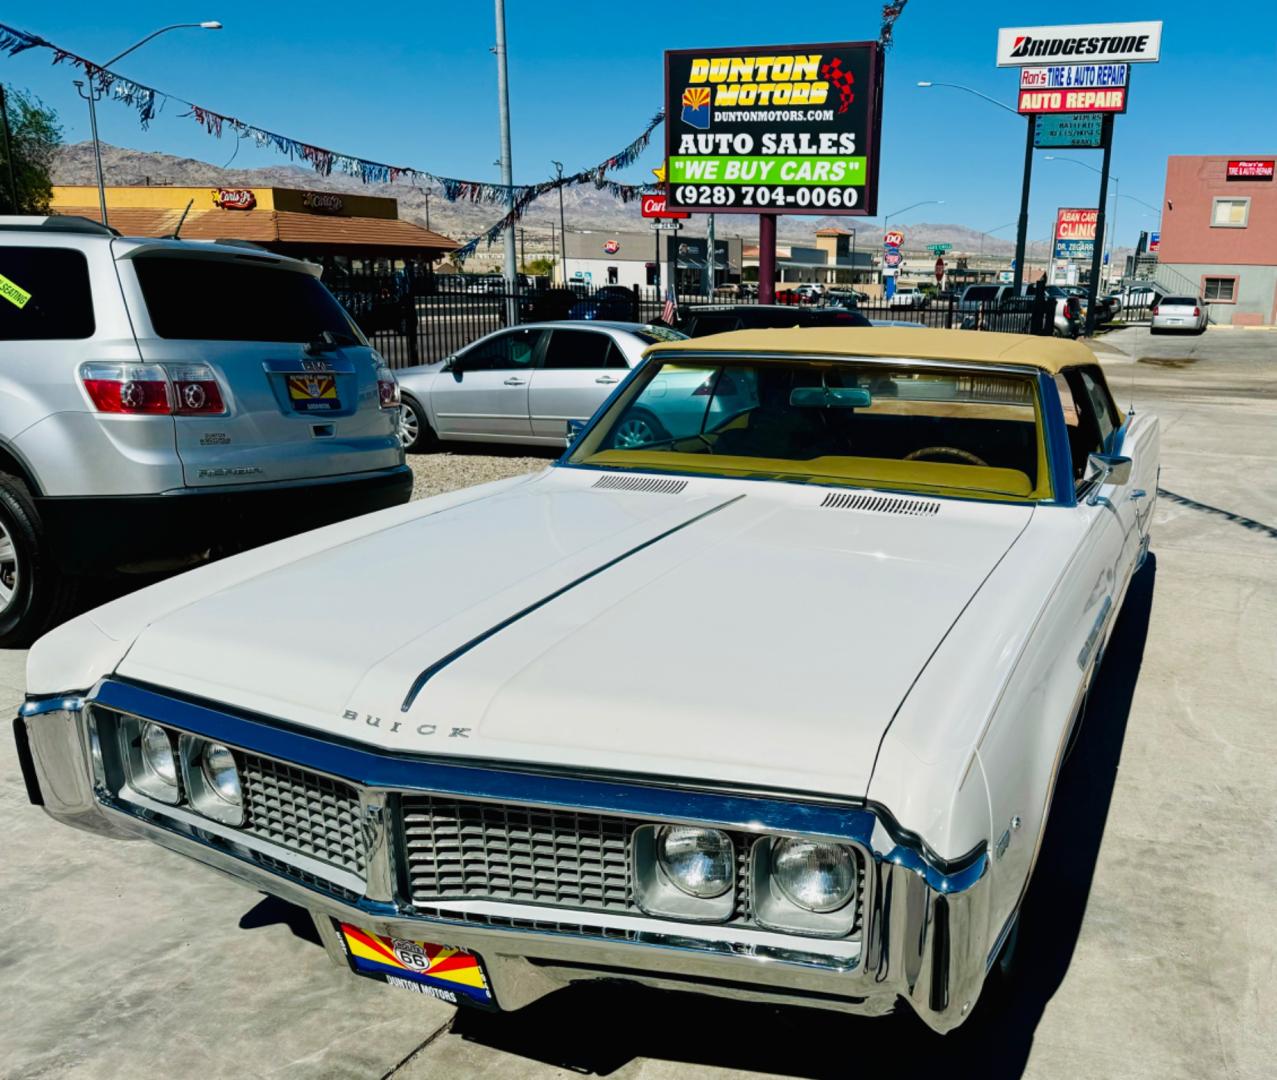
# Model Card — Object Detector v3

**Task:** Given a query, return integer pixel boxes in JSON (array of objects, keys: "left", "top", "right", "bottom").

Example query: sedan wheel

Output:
[
  {"left": 397, "top": 396, "right": 437, "bottom": 453},
  {"left": 0, "top": 518, "right": 19, "bottom": 616},
  {"left": 611, "top": 412, "right": 665, "bottom": 450}
]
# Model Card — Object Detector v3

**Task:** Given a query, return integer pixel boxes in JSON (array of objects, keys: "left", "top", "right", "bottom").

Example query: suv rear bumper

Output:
[{"left": 36, "top": 465, "right": 413, "bottom": 573}]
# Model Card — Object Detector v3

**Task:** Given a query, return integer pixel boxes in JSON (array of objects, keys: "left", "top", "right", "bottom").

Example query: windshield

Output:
[
  {"left": 566, "top": 356, "right": 1048, "bottom": 501},
  {"left": 133, "top": 255, "right": 362, "bottom": 343}
]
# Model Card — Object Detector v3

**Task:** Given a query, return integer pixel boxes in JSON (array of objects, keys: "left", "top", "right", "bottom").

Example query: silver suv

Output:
[{"left": 0, "top": 216, "right": 411, "bottom": 645}]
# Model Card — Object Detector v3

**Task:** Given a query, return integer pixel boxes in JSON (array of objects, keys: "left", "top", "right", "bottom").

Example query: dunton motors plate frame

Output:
[{"left": 336, "top": 921, "right": 497, "bottom": 1009}]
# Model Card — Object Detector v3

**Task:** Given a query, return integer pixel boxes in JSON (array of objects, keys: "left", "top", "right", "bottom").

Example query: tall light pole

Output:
[
  {"left": 492, "top": 0, "right": 518, "bottom": 320},
  {"left": 78, "top": 22, "right": 221, "bottom": 226},
  {"left": 552, "top": 160, "right": 567, "bottom": 286},
  {"left": 917, "top": 80, "right": 1031, "bottom": 290}
]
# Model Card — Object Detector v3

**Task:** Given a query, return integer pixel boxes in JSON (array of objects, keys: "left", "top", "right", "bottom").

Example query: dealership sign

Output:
[
  {"left": 1227, "top": 159, "right": 1275, "bottom": 181},
  {"left": 997, "top": 21, "right": 1162, "bottom": 66},
  {"left": 1034, "top": 113, "right": 1104, "bottom": 148},
  {"left": 664, "top": 42, "right": 883, "bottom": 216},
  {"left": 1054, "top": 207, "right": 1098, "bottom": 261},
  {"left": 640, "top": 193, "right": 690, "bottom": 218}
]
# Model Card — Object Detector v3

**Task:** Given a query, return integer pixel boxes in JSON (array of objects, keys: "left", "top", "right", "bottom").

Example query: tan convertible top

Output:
[{"left": 644, "top": 326, "right": 1096, "bottom": 374}]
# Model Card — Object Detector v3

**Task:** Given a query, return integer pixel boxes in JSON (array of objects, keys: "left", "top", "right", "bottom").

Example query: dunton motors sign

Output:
[
  {"left": 997, "top": 21, "right": 1162, "bottom": 67},
  {"left": 664, "top": 42, "right": 883, "bottom": 216}
]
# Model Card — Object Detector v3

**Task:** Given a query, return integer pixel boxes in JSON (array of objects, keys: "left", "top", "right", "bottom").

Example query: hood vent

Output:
[
  {"left": 593, "top": 475, "right": 689, "bottom": 495},
  {"left": 820, "top": 491, "right": 940, "bottom": 517}
]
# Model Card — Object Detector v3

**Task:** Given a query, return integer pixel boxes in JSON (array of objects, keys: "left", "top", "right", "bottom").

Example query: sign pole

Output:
[
  {"left": 1012, "top": 114, "right": 1034, "bottom": 292},
  {"left": 1084, "top": 113, "right": 1114, "bottom": 336},
  {"left": 758, "top": 214, "right": 777, "bottom": 304}
]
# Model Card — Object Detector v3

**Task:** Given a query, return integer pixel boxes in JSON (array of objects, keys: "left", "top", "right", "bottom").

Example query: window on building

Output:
[
  {"left": 1211, "top": 198, "right": 1250, "bottom": 228},
  {"left": 1203, "top": 277, "right": 1237, "bottom": 302}
]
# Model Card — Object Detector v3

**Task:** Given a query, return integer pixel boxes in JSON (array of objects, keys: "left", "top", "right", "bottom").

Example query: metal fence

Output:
[{"left": 334, "top": 279, "right": 1060, "bottom": 370}]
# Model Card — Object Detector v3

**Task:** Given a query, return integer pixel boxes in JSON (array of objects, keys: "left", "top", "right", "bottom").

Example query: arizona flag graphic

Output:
[
  {"left": 339, "top": 923, "right": 494, "bottom": 1007},
  {"left": 682, "top": 86, "right": 710, "bottom": 130}
]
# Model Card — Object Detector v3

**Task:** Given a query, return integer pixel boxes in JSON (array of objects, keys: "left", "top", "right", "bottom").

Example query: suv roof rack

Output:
[{"left": 0, "top": 214, "right": 120, "bottom": 236}]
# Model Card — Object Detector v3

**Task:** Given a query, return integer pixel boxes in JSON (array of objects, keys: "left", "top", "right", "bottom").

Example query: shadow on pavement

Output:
[
  {"left": 1158, "top": 487, "right": 1277, "bottom": 540},
  {"left": 446, "top": 557, "right": 1158, "bottom": 1078},
  {"left": 239, "top": 894, "right": 322, "bottom": 946}
]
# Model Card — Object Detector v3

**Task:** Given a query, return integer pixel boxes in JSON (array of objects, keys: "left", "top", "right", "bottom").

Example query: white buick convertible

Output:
[{"left": 16, "top": 328, "right": 1157, "bottom": 1032}]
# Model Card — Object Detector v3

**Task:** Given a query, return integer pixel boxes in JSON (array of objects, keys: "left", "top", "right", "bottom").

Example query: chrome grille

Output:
[
  {"left": 240, "top": 754, "right": 365, "bottom": 876},
  {"left": 403, "top": 797, "right": 634, "bottom": 911},
  {"left": 402, "top": 797, "right": 757, "bottom": 920}
]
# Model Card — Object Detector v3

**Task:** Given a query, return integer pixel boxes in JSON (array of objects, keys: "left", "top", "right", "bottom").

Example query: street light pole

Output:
[
  {"left": 77, "top": 22, "right": 221, "bottom": 226},
  {"left": 492, "top": 0, "right": 518, "bottom": 320},
  {"left": 877, "top": 198, "right": 944, "bottom": 286},
  {"left": 916, "top": 82, "right": 1029, "bottom": 290},
  {"left": 552, "top": 160, "right": 567, "bottom": 286}
]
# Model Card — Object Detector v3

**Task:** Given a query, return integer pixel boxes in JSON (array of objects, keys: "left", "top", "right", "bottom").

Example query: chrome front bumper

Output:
[{"left": 17, "top": 681, "right": 994, "bottom": 1033}]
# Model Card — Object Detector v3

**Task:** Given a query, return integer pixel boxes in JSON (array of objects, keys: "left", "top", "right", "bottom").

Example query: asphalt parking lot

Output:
[{"left": 2, "top": 324, "right": 1274, "bottom": 1080}]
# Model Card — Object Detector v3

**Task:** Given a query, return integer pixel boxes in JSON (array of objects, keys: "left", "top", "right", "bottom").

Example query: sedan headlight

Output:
[
  {"left": 119, "top": 717, "right": 182, "bottom": 804},
  {"left": 657, "top": 826, "right": 734, "bottom": 899},
  {"left": 772, "top": 838, "right": 857, "bottom": 913},
  {"left": 179, "top": 734, "right": 245, "bottom": 825}
]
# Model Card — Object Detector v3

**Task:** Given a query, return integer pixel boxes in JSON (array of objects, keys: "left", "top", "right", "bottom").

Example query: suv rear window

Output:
[
  {"left": 133, "top": 255, "right": 358, "bottom": 342},
  {"left": 0, "top": 247, "right": 95, "bottom": 340},
  {"left": 963, "top": 287, "right": 999, "bottom": 302},
  {"left": 1163, "top": 297, "right": 1198, "bottom": 306}
]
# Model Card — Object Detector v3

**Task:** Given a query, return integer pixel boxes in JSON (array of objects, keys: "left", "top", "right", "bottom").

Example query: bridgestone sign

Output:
[{"left": 996, "top": 21, "right": 1162, "bottom": 67}]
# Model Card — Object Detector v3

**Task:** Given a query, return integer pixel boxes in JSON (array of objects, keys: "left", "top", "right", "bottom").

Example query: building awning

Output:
[{"left": 50, "top": 207, "right": 457, "bottom": 255}]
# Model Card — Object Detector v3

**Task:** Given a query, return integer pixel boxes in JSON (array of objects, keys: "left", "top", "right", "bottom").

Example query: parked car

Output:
[
  {"left": 1016, "top": 284, "right": 1084, "bottom": 338},
  {"left": 792, "top": 283, "right": 825, "bottom": 303},
  {"left": 567, "top": 286, "right": 639, "bottom": 322},
  {"left": 1151, "top": 296, "right": 1208, "bottom": 334},
  {"left": 16, "top": 327, "right": 1159, "bottom": 1034},
  {"left": 0, "top": 216, "right": 410, "bottom": 645},
  {"left": 957, "top": 283, "right": 1015, "bottom": 314},
  {"left": 394, "top": 321, "right": 685, "bottom": 451},
  {"left": 889, "top": 285, "right": 927, "bottom": 309},
  {"left": 677, "top": 303, "right": 871, "bottom": 337}
]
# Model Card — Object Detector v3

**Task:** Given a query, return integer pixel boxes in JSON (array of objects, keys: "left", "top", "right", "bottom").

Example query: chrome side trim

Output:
[
  {"left": 20, "top": 696, "right": 86, "bottom": 716},
  {"left": 398, "top": 493, "right": 745, "bottom": 711}
]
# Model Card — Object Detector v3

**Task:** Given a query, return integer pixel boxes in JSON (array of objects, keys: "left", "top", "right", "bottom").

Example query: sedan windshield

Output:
[{"left": 567, "top": 357, "right": 1048, "bottom": 501}]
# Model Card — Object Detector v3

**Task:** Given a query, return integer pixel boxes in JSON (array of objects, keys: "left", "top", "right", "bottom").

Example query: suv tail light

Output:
[
  {"left": 374, "top": 355, "right": 400, "bottom": 409},
  {"left": 168, "top": 363, "right": 226, "bottom": 415},
  {"left": 80, "top": 362, "right": 226, "bottom": 415},
  {"left": 81, "top": 362, "right": 171, "bottom": 414},
  {"left": 1151, "top": 305, "right": 1160, "bottom": 316},
  {"left": 1193, "top": 306, "right": 1200, "bottom": 317}
]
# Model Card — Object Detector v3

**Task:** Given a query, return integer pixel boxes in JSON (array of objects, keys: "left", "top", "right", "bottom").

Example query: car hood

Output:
[{"left": 112, "top": 473, "right": 1031, "bottom": 797}]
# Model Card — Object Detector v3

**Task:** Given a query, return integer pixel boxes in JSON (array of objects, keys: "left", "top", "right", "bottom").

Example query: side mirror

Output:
[
  {"left": 1086, "top": 453, "right": 1132, "bottom": 505},
  {"left": 444, "top": 356, "right": 462, "bottom": 375}
]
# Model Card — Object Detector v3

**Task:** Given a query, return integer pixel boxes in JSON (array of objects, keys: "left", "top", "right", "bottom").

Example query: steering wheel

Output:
[{"left": 904, "top": 446, "right": 990, "bottom": 467}]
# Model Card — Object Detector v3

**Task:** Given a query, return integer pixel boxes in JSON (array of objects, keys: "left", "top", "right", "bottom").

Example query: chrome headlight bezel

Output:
[
  {"left": 751, "top": 836, "right": 860, "bottom": 938},
  {"left": 118, "top": 716, "right": 182, "bottom": 804},
  {"left": 633, "top": 824, "right": 736, "bottom": 921},
  {"left": 179, "top": 734, "right": 245, "bottom": 826}
]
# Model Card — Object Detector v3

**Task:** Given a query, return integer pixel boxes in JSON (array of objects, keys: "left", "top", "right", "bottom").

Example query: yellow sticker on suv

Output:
[{"left": 0, "top": 273, "right": 32, "bottom": 309}]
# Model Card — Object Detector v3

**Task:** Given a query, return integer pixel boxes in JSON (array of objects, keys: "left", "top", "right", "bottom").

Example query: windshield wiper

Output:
[{"left": 305, "top": 329, "right": 361, "bottom": 353}]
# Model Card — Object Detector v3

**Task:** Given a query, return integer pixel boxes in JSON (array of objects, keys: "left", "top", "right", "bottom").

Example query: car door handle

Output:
[
  {"left": 595, "top": 375, "right": 620, "bottom": 384},
  {"left": 503, "top": 378, "right": 526, "bottom": 386}
]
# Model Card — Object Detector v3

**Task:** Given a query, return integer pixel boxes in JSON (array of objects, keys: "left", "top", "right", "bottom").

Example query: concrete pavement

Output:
[{"left": 1, "top": 324, "right": 1274, "bottom": 1079}]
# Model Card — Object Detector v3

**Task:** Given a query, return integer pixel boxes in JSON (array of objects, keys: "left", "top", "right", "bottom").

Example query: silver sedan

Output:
[
  {"left": 394, "top": 322, "right": 685, "bottom": 451},
  {"left": 1151, "top": 296, "right": 1208, "bottom": 334}
]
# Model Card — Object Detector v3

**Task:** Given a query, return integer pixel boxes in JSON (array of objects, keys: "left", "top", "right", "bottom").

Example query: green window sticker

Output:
[{"left": 0, "top": 272, "right": 32, "bottom": 309}]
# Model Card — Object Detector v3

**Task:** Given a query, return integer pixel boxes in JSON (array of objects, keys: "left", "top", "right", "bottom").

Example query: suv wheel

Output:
[{"left": 0, "top": 475, "right": 79, "bottom": 647}]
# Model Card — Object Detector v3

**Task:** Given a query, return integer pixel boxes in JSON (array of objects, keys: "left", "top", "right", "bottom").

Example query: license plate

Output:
[
  {"left": 336, "top": 922, "right": 496, "bottom": 1009},
  {"left": 287, "top": 373, "right": 341, "bottom": 412},
  {"left": 1167, "top": 318, "right": 1183, "bottom": 324}
]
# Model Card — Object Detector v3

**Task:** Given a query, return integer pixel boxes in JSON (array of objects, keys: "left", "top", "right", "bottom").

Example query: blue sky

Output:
[{"left": 6, "top": 1, "right": 1275, "bottom": 247}]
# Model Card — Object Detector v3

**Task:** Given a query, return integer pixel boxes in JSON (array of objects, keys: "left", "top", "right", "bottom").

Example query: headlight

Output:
[
  {"left": 140, "top": 721, "right": 177, "bottom": 786},
  {"left": 656, "top": 825, "right": 734, "bottom": 899},
  {"left": 180, "top": 735, "right": 245, "bottom": 826},
  {"left": 772, "top": 838, "right": 856, "bottom": 913},
  {"left": 201, "top": 743, "right": 242, "bottom": 807},
  {"left": 119, "top": 718, "right": 182, "bottom": 804}
]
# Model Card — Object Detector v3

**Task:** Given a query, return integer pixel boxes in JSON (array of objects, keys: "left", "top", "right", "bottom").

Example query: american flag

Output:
[{"left": 661, "top": 284, "right": 677, "bottom": 325}]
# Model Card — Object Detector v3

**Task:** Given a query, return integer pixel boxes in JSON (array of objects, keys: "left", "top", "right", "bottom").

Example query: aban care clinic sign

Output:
[
  {"left": 1054, "top": 207, "right": 1098, "bottom": 261},
  {"left": 664, "top": 42, "right": 882, "bottom": 216}
]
